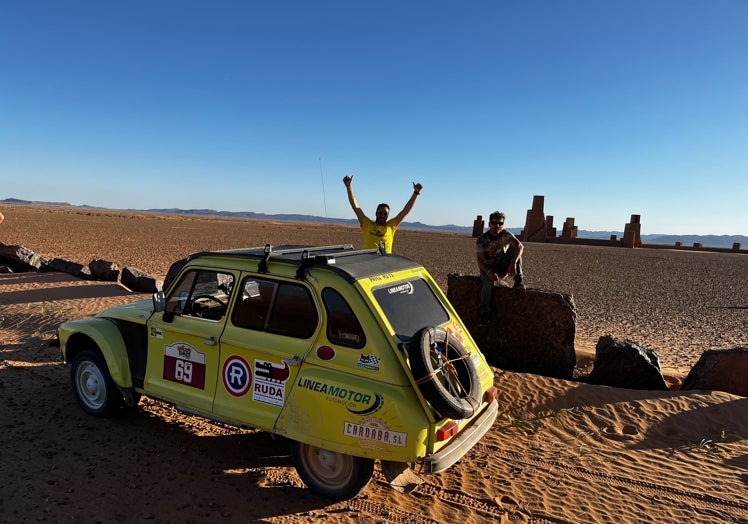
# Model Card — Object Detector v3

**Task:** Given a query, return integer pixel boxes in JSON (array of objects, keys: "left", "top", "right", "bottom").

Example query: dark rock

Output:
[
  {"left": 447, "top": 274, "right": 576, "bottom": 379},
  {"left": 88, "top": 259, "right": 120, "bottom": 281},
  {"left": 0, "top": 243, "right": 49, "bottom": 272},
  {"left": 121, "top": 266, "right": 163, "bottom": 294},
  {"left": 588, "top": 336, "right": 668, "bottom": 390},
  {"left": 681, "top": 347, "right": 748, "bottom": 397},
  {"left": 48, "top": 258, "right": 86, "bottom": 277}
]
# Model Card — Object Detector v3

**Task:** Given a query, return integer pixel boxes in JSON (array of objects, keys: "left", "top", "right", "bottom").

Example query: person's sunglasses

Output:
[{"left": 490, "top": 221, "right": 504, "bottom": 226}]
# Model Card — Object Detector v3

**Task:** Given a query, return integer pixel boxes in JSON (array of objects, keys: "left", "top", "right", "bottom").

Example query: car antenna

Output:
[{"left": 319, "top": 157, "right": 331, "bottom": 245}]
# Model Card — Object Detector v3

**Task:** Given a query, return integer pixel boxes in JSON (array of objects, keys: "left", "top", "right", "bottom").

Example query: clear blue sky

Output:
[{"left": 2, "top": 1, "right": 746, "bottom": 235}]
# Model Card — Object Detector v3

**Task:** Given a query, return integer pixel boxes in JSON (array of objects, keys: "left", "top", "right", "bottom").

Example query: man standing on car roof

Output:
[{"left": 343, "top": 175, "right": 422, "bottom": 254}]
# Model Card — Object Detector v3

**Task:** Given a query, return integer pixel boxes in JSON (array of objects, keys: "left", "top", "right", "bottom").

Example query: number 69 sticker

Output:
[{"left": 163, "top": 343, "right": 207, "bottom": 389}]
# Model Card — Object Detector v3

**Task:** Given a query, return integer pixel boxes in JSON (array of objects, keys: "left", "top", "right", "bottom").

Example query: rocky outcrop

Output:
[
  {"left": 0, "top": 244, "right": 49, "bottom": 272},
  {"left": 588, "top": 336, "right": 668, "bottom": 390},
  {"left": 447, "top": 274, "right": 577, "bottom": 379},
  {"left": 0, "top": 243, "right": 160, "bottom": 292},
  {"left": 681, "top": 347, "right": 748, "bottom": 397},
  {"left": 121, "top": 266, "right": 163, "bottom": 294}
]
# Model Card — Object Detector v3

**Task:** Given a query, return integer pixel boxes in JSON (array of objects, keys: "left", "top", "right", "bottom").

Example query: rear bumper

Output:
[{"left": 422, "top": 399, "right": 498, "bottom": 474}]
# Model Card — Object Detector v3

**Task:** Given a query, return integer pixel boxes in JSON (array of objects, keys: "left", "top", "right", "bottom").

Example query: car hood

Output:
[{"left": 95, "top": 298, "right": 154, "bottom": 324}]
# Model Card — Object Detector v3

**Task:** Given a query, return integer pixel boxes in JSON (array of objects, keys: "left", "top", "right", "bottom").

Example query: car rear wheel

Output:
[
  {"left": 408, "top": 326, "right": 482, "bottom": 420},
  {"left": 70, "top": 349, "right": 122, "bottom": 417},
  {"left": 290, "top": 441, "right": 374, "bottom": 500}
]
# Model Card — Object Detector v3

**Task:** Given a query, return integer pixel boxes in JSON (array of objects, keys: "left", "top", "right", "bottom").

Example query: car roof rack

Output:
[{"left": 186, "top": 244, "right": 421, "bottom": 282}]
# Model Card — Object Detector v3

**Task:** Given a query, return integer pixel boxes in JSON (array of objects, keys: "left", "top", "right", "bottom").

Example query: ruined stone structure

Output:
[
  {"left": 546, "top": 215, "right": 557, "bottom": 239},
  {"left": 471, "top": 215, "right": 484, "bottom": 238},
  {"left": 561, "top": 217, "right": 578, "bottom": 239},
  {"left": 522, "top": 195, "right": 549, "bottom": 242},
  {"left": 623, "top": 214, "right": 642, "bottom": 248}
]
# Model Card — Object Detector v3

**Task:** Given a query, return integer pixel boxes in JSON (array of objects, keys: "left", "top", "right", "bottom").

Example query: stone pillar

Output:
[
  {"left": 523, "top": 195, "right": 547, "bottom": 242},
  {"left": 471, "top": 215, "right": 484, "bottom": 238},
  {"left": 561, "top": 218, "right": 578, "bottom": 239},
  {"left": 546, "top": 216, "right": 557, "bottom": 238},
  {"left": 623, "top": 214, "right": 642, "bottom": 248}
]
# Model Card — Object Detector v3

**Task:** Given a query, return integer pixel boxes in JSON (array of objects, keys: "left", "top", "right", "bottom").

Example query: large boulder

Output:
[
  {"left": 121, "top": 266, "right": 163, "bottom": 294},
  {"left": 88, "top": 259, "right": 120, "bottom": 281},
  {"left": 0, "top": 243, "right": 49, "bottom": 272},
  {"left": 681, "top": 348, "right": 748, "bottom": 397},
  {"left": 588, "top": 336, "right": 668, "bottom": 390},
  {"left": 48, "top": 257, "right": 87, "bottom": 278},
  {"left": 447, "top": 274, "right": 577, "bottom": 379}
]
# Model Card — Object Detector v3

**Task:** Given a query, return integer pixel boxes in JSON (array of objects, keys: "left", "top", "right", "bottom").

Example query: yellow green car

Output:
[{"left": 58, "top": 244, "right": 498, "bottom": 500}]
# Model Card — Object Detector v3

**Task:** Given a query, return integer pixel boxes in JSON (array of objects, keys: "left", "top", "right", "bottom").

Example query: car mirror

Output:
[{"left": 152, "top": 291, "right": 166, "bottom": 312}]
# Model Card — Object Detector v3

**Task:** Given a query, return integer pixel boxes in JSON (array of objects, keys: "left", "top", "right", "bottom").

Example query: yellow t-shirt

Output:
[{"left": 361, "top": 216, "right": 398, "bottom": 253}]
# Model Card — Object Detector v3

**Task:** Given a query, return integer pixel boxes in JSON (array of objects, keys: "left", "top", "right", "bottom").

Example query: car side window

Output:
[
  {"left": 166, "top": 269, "right": 234, "bottom": 321},
  {"left": 322, "top": 288, "right": 365, "bottom": 349},
  {"left": 232, "top": 277, "right": 318, "bottom": 339}
]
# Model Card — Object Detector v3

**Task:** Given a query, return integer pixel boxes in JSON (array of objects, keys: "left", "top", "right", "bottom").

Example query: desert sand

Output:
[{"left": 1, "top": 204, "right": 746, "bottom": 523}]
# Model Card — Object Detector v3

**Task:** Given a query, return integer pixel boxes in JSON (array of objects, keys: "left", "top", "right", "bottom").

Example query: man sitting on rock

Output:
[{"left": 476, "top": 210, "right": 525, "bottom": 327}]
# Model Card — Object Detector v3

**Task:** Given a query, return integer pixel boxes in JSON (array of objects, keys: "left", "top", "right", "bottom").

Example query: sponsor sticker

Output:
[
  {"left": 150, "top": 327, "right": 163, "bottom": 339},
  {"left": 357, "top": 354, "right": 381, "bottom": 371},
  {"left": 344, "top": 417, "right": 407, "bottom": 448},
  {"left": 450, "top": 322, "right": 465, "bottom": 343},
  {"left": 386, "top": 282, "right": 414, "bottom": 295},
  {"left": 222, "top": 356, "right": 252, "bottom": 397},
  {"left": 253, "top": 359, "right": 290, "bottom": 407},
  {"left": 163, "top": 343, "right": 206, "bottom": 389},
  {"left": 297, "top": 377, "right": 383, "bottom": 414}
]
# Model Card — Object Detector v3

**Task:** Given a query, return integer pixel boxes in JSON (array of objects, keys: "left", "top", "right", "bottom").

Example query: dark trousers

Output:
[{"left": 479, "top": 246, "right": 524, "bottom": 315}]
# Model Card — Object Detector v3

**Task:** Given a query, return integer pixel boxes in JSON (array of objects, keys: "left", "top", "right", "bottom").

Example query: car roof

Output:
[{"left": 187, "top": 244, "right": 422, "bottom": 283}]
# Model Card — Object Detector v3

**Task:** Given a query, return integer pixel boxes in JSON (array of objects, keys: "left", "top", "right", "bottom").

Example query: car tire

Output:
[
  {"left": 408, "top": 326, "right": 482, "bottom": 420},
  {"left": 70, "top": 349, "right": 122, "bottom": 417},
  {"left": 290, "top": 441, "right": 374, "bottom": 500}
]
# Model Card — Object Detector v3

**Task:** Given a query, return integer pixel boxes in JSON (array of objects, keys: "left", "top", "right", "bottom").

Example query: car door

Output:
[
  {"left": 145, "top": 268, "right": 235, "bottom": 414},
  {"left": 213, "top": 275, "right": 319, "bottom": 430}
]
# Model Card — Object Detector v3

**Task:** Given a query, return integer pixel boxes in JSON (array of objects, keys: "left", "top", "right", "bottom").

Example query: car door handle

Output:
[{"left": 203, "top": 336, "right": 217, "bottom": 346}]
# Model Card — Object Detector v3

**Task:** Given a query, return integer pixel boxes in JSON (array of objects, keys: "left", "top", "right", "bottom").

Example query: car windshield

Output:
[{"left": 371, "top": 277, "right": 450, "bottom": 341}]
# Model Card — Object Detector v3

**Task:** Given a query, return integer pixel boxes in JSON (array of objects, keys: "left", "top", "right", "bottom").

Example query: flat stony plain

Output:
[{"left": 1, "top": 204, "right": 746, "bottom": 523}]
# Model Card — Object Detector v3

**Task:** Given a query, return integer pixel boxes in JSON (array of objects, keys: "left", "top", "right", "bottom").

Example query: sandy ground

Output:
[{"left": 1, "top": 204, "right": 747, "bottom": 523}]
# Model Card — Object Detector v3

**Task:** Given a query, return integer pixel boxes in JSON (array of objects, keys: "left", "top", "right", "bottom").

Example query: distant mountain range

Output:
[{"left": 3, "top": 198, "right": 746, "bottom": 249}]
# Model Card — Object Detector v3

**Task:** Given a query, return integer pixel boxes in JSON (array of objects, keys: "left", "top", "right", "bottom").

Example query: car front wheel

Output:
[
  {"left": 290, "top": 441, "right": 374, "bottom": 500},
  {"left": 70, "top": 349, "right": 122, "bottom": 417}
]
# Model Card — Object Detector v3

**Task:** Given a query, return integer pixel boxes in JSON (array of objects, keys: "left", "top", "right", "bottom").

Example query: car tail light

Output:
[
  {"left": 483, "top": 386, "right": 497, "bottom": 404},
  {"left": 437, "top": 421, "right": 459, "bottom": 441}
]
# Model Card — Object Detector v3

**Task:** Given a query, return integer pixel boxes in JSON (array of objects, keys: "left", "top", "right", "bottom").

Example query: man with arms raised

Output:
[{"left": 343, "top": 175, "right": 423, "bottom": 254}]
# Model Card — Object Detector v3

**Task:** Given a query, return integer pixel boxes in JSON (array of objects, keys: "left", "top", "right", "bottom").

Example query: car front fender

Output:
[{"left": 59, "top": 318, "right": 133, "bottom": 388}]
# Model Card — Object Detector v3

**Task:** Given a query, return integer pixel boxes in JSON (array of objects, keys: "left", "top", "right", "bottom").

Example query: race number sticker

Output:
[
  {"left": 163, "top": 343, "right": 206, "bottom": 389},
  {"left": 223, "top": 356, "right": 252, "bottom": 397}
]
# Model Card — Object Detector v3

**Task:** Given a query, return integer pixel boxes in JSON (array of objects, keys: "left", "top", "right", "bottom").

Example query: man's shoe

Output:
[{"left": 479, "top": 313, "right": 491, "bottom": 327}]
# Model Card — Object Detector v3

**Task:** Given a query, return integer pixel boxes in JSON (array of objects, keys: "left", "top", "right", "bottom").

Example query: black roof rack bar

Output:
[{"left": 275, "top": 244, "right": 354, "bottom": 256}]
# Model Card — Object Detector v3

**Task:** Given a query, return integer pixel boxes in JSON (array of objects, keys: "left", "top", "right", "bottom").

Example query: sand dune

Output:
[{"left": 1, "top": 204, "right": 746, "bottom": 523}]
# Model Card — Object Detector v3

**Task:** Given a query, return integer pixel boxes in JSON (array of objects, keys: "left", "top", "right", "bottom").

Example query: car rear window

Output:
[
  {"left": 371, "top": 278, "right": 449, "bottom": 341},
  {"left": 232, "top": 277, "right": 318, "bottom": 339}
]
